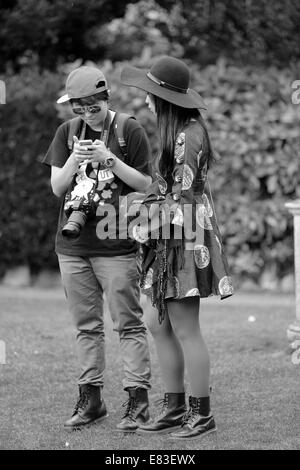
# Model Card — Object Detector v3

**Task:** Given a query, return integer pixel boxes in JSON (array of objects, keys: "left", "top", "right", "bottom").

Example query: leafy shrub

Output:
[
  {"left": 1, "top": 57, "right": 299, "bottom": 286},
  {"left": 0, "top": 62, "right": 63, "bottom": 276},
  {"left": 192, "top": 60, "right": 300, "bottom": 281}
]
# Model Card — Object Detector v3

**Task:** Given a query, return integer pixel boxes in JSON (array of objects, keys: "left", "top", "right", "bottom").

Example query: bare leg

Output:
[
  {"left": 167, "top": 297, "right": 210, "bottom": 397},
  {"left": 143, "top": 301, "right": 185, "bottom": 393}
]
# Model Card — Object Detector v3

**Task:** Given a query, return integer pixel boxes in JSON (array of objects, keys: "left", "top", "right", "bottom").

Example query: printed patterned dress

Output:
[{"left": 131, "top": 119, "right": 234, "bottom": 321}]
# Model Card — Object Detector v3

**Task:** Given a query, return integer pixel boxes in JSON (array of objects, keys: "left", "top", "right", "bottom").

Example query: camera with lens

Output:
[{"left": 62, "top": 182, "right": 100, "bottom": 239}]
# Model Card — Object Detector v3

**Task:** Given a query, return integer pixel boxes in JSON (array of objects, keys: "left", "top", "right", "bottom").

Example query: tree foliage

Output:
[
  {"left": 0, "top": 0, "right": 137, "bottom": 71},
  {"left": 1, "top": 0, "right": 300, "bottom": 71},
  {"left": 96, "top": 0, "right": 300, "bottom": 66}
]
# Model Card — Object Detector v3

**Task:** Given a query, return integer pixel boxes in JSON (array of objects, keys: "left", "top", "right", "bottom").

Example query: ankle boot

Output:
[
  {"left": 116, "top": 387, "right": 149, "bottom": 431},
  {"left": 170, "top": 396, "right": 216, "bottom": 439},
  {"left": 139, "top": 392, "right": 186, "bottom": 434},
  {"left": 64, "top": 384, "right": 108, "bottom": 429}
]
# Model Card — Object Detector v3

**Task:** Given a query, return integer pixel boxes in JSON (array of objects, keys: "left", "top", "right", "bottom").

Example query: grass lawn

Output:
[{"left": 0, "top": 285, "right": 299, "bottom": 450}]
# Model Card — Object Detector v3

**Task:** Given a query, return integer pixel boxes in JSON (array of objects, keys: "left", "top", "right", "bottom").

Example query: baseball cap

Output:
[{"left": 57, "top": 66, "right": 108, "bottom": 104}]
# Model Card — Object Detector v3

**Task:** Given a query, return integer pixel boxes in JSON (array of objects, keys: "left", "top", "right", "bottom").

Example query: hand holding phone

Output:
[
  {"left": 72, "top": 137, "right": 93, "bottom": 164},
  {"left": 79, "top": 139, "right": 93, "bottom": 146}
]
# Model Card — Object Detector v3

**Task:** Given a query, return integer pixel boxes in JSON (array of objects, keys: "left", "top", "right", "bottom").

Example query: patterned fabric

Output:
[{"left": 138, "top": 119, "right": 234, "bottom": 319}]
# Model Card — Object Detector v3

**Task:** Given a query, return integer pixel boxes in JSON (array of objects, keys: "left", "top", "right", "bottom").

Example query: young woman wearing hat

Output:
[{"left": 121, "top": 56, "right": 233, "bottom": 439}]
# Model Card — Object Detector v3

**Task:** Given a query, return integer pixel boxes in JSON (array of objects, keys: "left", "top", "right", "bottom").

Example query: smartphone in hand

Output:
[{"left": 79, "top": 139, "right": 93, "bottom": 146}]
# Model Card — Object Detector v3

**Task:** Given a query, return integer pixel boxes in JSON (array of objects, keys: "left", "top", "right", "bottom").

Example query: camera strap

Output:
[
  {"left": 67, "top": 111, "right": 133, "bottom": 159},
  {"left": 92, "top": 110, "right": 114, "bottom": 181},
  {"left": 101, "top": 110, "right": 114, "bottom": 145},
  {"left": 79, "top": 120, "right": 86, "bottom": 140}
]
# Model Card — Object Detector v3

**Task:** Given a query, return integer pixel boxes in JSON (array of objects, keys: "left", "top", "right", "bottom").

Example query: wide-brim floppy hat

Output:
[
  {"left": 57, "top": 66, "right": 108, "bottom": 104},
  {"left": 121, "top": 56, "right": 206, "bottom": 109}
]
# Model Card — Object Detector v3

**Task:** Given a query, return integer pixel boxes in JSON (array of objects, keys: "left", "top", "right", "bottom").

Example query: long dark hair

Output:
[{"left": 152, "top": 94, "right": 215, "bottom": 178}]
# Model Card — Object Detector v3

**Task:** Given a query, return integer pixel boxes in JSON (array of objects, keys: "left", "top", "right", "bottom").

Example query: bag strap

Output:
[
  {"left": 67, "top": 116, "right": 83, "bottom": 151},
  {"left": 113, "top": 112, "right": 135, "bottom": 158}
]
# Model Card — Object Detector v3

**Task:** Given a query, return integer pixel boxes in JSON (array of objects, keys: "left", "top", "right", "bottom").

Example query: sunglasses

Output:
[{"left": 72, "top": 105, "right": 102, "bottom": 115}]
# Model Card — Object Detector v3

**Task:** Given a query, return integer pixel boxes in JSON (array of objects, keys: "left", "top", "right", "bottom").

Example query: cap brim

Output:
[
  {"left": 56, "top": 85, "right": 109, "bottom": 104},
  {"left": 121, "top": 65, "right": 207, "bottom": 110},
  {"left": 57, "top": 94, "right": 70, "bottom": 104}
]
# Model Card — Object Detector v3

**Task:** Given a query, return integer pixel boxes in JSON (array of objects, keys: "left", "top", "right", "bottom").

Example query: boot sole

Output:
[
  {"left": 116, "top": 419, "right": 153, "bottom": 433},
  {"left": 64, "top": 412, "right": 109, "bottom": 432},
  {"left": 168, "top": 426, "right": 217, "bottom": 440},
  {"left": 116, "top": 425, "right": 139, "bottom": 433},
  {"left": 137, "top": 425, "right": 182, "bottom": 435}
]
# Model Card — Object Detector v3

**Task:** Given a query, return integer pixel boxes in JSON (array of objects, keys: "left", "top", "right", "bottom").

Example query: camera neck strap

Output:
[
  {"left": 80, "top": 110, "right": 112, "bottom": 144},
  {"left": 101, "top": 110, "right": 114, "bottom": 146},
  {"left": 82, "top": 110, "right": 113, "bottom": 180}
]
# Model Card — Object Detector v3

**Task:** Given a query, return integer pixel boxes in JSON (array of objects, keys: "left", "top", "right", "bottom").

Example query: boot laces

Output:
[
  {"left": 121, "top": 396, "right": 138, "bottom": 420},
  {"left": 181, "top": 400, "right": 200, "bottom": 426},
  {"left": 153, "top": 396, "right": 168, "bottom": 419},
  {"left": 73, "top": 388, "right": 90, "bottom": 416}
]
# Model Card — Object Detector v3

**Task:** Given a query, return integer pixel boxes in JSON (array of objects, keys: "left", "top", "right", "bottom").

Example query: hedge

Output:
[{"left": 0, "top": 57, "right": 299, "bottom": 285}]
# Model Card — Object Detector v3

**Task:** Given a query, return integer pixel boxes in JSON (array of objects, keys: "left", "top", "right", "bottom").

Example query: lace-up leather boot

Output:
[
  {"left": 116, "top": 387, "right": 149, "bottom": 431},
  {"left": 170, "top": 396, "right": 216, "bottom": 439},
  {"left": 139, "top": 392, "right": 186, "bottom": 434},
  {"left": 64, "top": 384, "right": 108, "bottom": 429}
]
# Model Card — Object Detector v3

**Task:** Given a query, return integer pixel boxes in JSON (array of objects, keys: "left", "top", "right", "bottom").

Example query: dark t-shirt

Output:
[{"left": 43, "top": 112, "right": 152, "bottom": 256}]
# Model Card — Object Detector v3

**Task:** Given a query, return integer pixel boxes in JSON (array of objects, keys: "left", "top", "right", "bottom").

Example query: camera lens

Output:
[{"left": 62, "top": 211, "right": 87, "bottom": 238}]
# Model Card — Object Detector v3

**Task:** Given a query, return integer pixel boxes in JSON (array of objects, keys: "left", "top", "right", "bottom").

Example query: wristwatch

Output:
[{"left": 104, "top": 151, "right": 116, "bottom": 168}]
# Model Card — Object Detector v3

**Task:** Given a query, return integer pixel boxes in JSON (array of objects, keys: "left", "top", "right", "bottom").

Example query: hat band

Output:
[{"left": 147, "top": 72, "right": 188, "bottom": 94}]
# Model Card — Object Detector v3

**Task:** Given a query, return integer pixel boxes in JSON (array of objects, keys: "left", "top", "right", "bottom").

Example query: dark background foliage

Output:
[
  {"left": 0, "top": 0, "right": 299, "bottom": 286},
  {"left": 1, "top": 0, "right": 300, "bottom": 70}
]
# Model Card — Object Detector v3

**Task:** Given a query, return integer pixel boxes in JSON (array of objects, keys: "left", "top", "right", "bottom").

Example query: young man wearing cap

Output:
[{"left": 43, "top": 66, "right": 152, "bottom": 431}]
